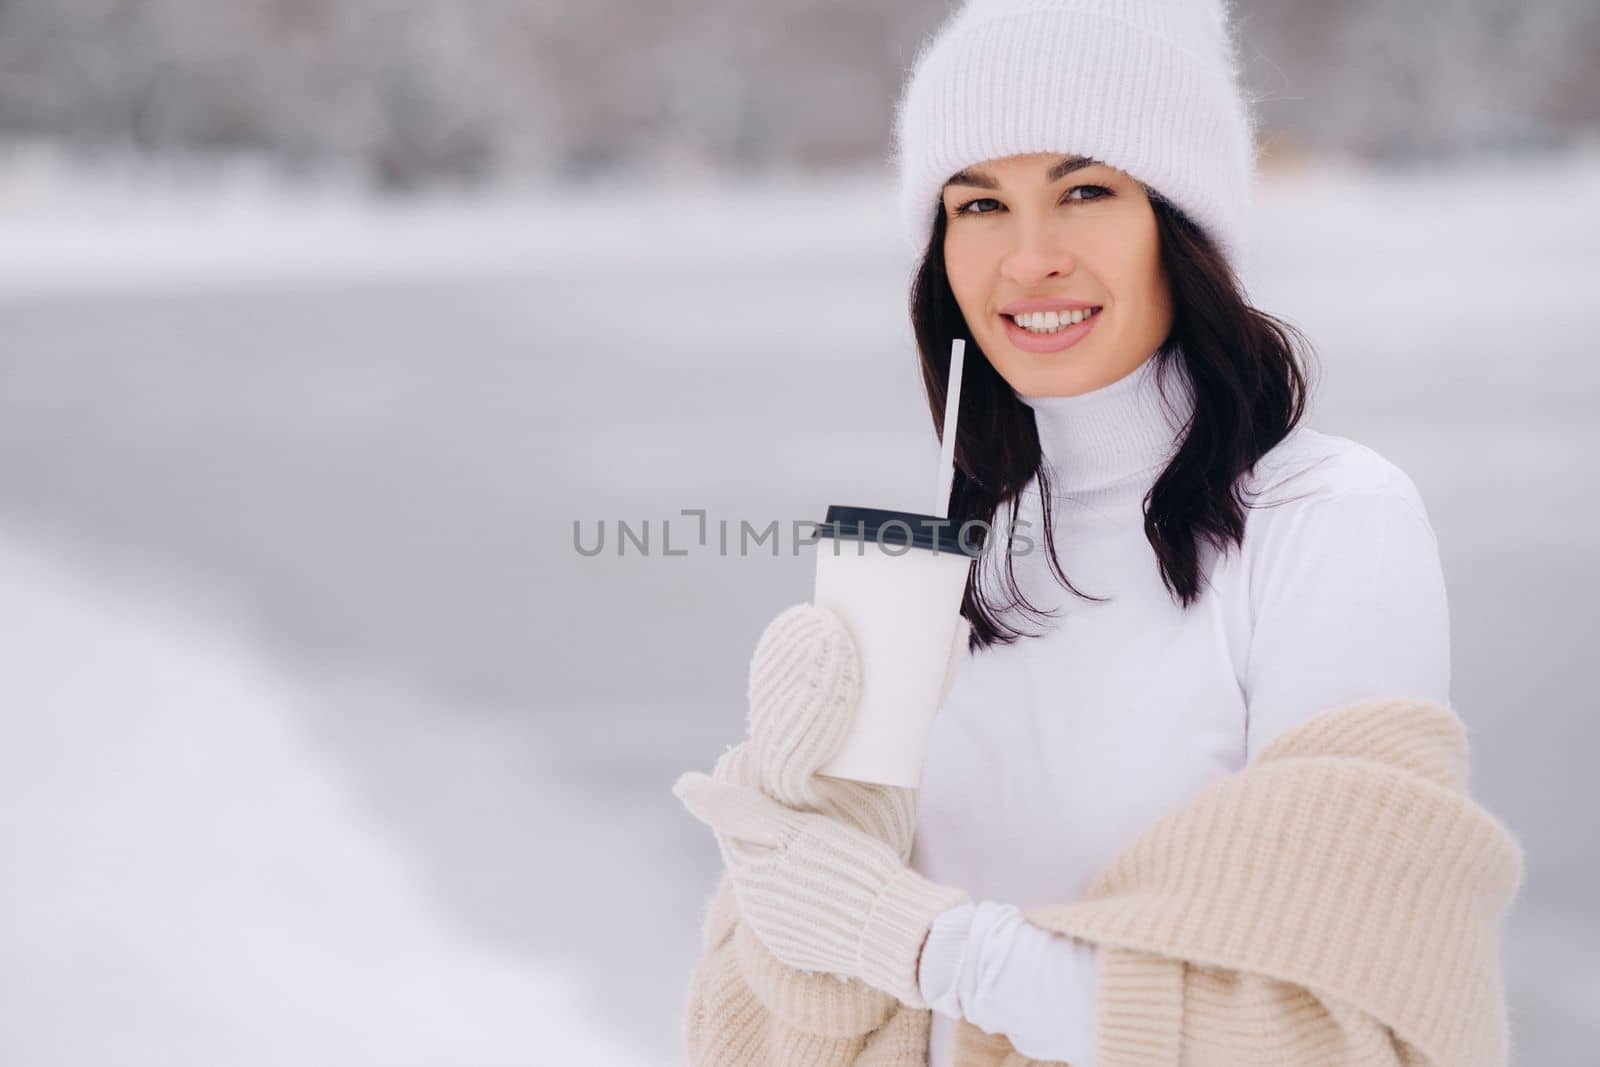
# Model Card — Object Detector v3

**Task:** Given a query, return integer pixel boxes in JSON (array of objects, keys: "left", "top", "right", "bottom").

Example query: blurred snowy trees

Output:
[
  {"left": 1237, "top": 0, "right": 1600, "bottom": 160},
  {"left": 0, "top": 0, "right": 1594, "bottom": 188}
]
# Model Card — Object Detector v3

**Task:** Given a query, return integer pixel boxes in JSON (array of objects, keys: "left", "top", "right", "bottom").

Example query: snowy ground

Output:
[
  {"left": 0, "top": 529, "right": 656, "bottom": 1066},
  {"left": 0, "top": 147, "right": 1595, "bottom": 1062}
]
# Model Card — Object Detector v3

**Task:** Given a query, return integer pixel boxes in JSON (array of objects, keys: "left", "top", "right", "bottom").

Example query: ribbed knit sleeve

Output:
[
  {"left": 1086, "top": 945, "right": 1424, "bottom": 1066},
  {"left": 1015, "top": 698, "right": 1523, "bottom": 1067},
  {"left": 684, "top": 872, "right": 927, "bottom": 1067}
]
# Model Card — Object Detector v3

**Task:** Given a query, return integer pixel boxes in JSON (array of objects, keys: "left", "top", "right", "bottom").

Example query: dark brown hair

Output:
[{"left": 912, "top": 188, "right": 1315, "bottom": 651}]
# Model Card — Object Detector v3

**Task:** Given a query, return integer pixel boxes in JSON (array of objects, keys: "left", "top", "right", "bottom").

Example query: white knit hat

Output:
[{"left": 892, "top": 0, "right": 1259, "bottom": 267}]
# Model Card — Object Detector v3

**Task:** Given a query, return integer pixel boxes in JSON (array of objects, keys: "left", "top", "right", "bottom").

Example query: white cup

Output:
[{"left": 809, "top": 505, "right": 980, "bottom": 788}]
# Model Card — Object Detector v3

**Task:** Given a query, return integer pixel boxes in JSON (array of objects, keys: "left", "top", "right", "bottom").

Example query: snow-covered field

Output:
[
  {"left": 0, "top": 147, "right": 1595, "bottom": 1063},
  {"left": 0, "top": 529, "right": 656, "bottom": 1066}
]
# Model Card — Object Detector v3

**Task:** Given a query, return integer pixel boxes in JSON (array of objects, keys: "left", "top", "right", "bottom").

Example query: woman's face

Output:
[{"left": 940, "top": 153, "right": 1172, "bottom": 398}]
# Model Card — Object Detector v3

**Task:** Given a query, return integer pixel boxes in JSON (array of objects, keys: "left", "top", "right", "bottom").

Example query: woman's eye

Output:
[
  {"left": 950, "top": 185, "right": 1112, "bottom": 218},
  {"left": 1065, "top": 184, "right": 1112, "bottom": 202},
  {"left": 951, "top": 197, "right": 1001, "bottom": 217}
]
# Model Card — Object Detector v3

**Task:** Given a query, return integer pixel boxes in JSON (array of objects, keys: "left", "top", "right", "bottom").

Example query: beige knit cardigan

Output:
[{"left": 681, "top": 697, "right": 1525, "bottom": 1067}]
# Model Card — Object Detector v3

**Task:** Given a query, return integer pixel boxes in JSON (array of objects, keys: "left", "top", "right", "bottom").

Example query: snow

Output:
[
  {"left": 0, "top": 527, "right": 657, "bottom": 1066},
  {"left": 0, "top": 141, "right": 903, "bottom": 293}
]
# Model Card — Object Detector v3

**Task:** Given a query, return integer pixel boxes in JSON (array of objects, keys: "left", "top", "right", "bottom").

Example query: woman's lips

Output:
[{"left": 1001, "top": 308, "right": 1102, "bottom": 354}]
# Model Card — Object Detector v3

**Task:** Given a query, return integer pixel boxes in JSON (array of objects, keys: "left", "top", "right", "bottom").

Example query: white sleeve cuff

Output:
[
  {"left": 917, "top": 900, "right": 977, "bottom": 1014},
  {"left": 918, "top": 899, "right": 1099, "bottom": 1067}
]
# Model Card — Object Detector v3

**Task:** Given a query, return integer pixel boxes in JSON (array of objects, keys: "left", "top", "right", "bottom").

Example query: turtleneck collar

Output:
[{"left": 1011, "top": 349, "right": 1196, "bottom": 493}]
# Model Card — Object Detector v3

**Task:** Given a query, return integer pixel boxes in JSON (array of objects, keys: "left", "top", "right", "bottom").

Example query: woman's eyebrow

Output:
[{"left": 943, "top": 155, "right": 1101, "bottom": 191}]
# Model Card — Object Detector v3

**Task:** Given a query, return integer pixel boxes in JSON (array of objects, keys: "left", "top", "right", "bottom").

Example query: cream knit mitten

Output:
[
  {"left": 676, "top": 767, "right": 970, "bottom": 1008},
  {"left": 741, "top": 602, "right": 918, "bottom": 860},
  {"left": 676, "top": 602, "right": 970, "bottom": 1008}
]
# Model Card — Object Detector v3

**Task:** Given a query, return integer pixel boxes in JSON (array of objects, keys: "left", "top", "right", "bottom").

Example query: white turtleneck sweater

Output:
[{"left": 908, "top": 349, "right": 1451, "bottom": 1066}]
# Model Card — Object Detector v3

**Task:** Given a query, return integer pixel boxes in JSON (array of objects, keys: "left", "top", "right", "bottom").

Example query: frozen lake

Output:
[{"left": 0, "top": 153, "right": 1595, "bottom": 1062}]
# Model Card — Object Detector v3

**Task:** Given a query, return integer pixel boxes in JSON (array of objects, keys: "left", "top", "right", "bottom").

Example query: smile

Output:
[{"left": 1001, "top": 307, "right": 1103, "bottom": 353}]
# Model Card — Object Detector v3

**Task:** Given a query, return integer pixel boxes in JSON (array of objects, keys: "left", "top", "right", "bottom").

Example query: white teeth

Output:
[{"left": 1012, "top": 308, "right": 1099, "bottom": 333}]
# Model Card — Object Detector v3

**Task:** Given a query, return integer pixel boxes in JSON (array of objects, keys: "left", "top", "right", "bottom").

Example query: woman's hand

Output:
[
  {"left": 671, "top": 601, "right": 969, "bottom": 1006},
  {"left": 732, "top": 601, "right": 919, "bottom": 860},
  {"left": 673, "top": 765, "right": 969, "bottom": 1007}
]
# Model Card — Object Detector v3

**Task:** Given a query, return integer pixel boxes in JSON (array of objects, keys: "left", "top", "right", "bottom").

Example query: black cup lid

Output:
[{"left": 813, "top": 504, "right": 982, "bottom": 558}]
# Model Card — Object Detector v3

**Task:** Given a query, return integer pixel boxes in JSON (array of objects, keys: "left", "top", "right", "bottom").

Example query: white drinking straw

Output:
[{"left": 934, "top": 338, "right": 966, "bottom": 519}]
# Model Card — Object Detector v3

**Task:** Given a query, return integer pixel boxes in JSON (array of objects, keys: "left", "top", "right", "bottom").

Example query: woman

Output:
[{"left": 674, "top": 1, "right": 1520, "bottom": 1064}]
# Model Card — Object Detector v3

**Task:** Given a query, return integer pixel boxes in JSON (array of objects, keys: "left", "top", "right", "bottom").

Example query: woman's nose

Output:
[{"left": 1000, "top": 227, "right": 1077, "bottom": 284}]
